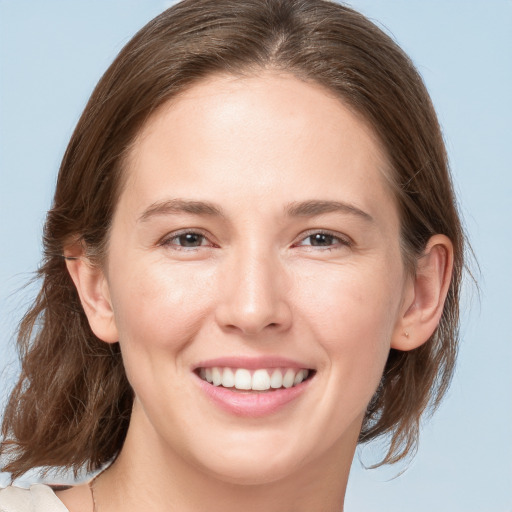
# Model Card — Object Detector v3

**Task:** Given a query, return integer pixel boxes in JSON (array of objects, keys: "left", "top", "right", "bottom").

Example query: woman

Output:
[{"left": 0, "top": 0, "right": 464, "bottom": 510}]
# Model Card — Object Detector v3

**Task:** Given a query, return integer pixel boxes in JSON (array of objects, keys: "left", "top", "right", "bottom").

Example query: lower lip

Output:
[{"left": 195, "top": 374, "right": 312, "bottom": 417}]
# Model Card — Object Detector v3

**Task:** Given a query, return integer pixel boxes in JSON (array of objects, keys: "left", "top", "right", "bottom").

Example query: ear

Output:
[
  {"left": 64, "top": 243, "right": 119, "bottom": 344},
  {"left": 391, "top": 234, "right": 454, "bottom": 351}
]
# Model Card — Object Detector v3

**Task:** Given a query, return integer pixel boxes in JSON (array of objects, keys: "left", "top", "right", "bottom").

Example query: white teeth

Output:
[
  {"left": 282, "top": 369, "right": 295, "bottom": 388},
  {"left": 200, "top": 367, "right": 311, "bottom": 390},
  {"left": 252, "top": 369, "right": 271, "bottom": 391},
  {"left": 234, "top": 369, "right": 252, "bottom": 390},
  {"left": 221, "top": 367, "right": 235, "bottom": 388},
  {"left": 212, "top": 367, "right": 222, "bottom": 386},
  {"left": 294, "top": 369, "right": 307, "bottom": 385},
  {"left": 270, "top": 369, "right": 283, "bottom": 389}
]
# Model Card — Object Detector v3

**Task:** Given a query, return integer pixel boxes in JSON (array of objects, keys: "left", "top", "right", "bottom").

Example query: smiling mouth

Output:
[{"left": 196, "top": 367, "right": 314, "bottom": 392}]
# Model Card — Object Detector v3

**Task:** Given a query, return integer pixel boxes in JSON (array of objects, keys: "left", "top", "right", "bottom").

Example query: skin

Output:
[{"left": 61, "top": 72, "right": 453, "bottom": 512}]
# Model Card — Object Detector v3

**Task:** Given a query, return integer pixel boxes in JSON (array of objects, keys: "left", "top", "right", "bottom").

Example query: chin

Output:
[
  {"left": 177, "top": 427, "right": 300, "bottom": 485},
  {"left": 197, "top": 452, "right": 304, "bottom": 486}
]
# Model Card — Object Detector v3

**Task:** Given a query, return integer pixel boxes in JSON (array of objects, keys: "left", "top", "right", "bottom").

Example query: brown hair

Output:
[{"left": 1, "top": 0, "right": 464, "bottom": 479}]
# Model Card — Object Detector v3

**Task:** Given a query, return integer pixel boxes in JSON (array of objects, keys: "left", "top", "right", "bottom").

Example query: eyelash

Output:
[
  {"left": 293, "top": 229, "right": 352, "bottom": 251},
  {"left": 159, "top": 228, "right": 352, "bottom": 253},
  {"left": 159, "top": 229, "right": 215, "bottom": 251}
]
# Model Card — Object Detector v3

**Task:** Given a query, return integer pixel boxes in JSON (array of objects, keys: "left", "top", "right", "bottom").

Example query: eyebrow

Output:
[
  {"left": 138, "top": 198, "right": 373, "bottom": 223},
  {"left": 138, "top": 199, "right": 225, "bottom": 222},
  {"left": 285, "top": 200, "right": 374, "bottom": 222}
]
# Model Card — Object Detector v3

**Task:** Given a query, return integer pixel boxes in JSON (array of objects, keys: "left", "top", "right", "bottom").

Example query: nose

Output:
[{"left": 215, "top": 248, "right": 292, "bottom": 336}]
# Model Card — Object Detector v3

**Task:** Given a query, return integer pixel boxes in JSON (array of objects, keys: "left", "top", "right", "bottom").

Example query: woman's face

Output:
[{"left": 101, "top": 72, "right": 411, "bottom": 483}]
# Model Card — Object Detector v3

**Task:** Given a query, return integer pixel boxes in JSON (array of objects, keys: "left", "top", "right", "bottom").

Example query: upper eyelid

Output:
[
  {"left": 158, "top": 228, "right": 214, "bottom": 247},
  {"left": 293, "top": 229, "right": 353, "bottom": 246}
]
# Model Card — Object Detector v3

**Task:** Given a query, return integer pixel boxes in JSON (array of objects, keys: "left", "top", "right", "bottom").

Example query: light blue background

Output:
[{"left": 1, "top": 1, "right": 511, "bottom": 510}]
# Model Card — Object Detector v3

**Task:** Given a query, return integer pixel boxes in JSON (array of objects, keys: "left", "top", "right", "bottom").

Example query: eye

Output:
[
  {"left": 295, "top": 231, "right": 351, "bottom": 250},
  {"left": 159, "top": 230, "right": 212, "bottom": 250}
]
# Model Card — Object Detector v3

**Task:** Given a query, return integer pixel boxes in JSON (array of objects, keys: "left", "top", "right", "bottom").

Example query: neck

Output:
[{"left": 95, "top": 408, "right": 359, "bottom": 512}]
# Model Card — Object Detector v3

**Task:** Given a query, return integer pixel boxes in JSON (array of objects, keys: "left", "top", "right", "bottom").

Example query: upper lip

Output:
[{"left": 193, "top": 356, "right": 313, "bottom": 371}]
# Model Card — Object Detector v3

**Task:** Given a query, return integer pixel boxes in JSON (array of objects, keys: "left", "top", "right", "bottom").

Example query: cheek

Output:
[
  {"left": 108, "top": 260, "right": 215, "bottom": 355},
  {"left": 294, "top": 259, "right": 403, "bottom": 389},
  {"left": 107, "top": 261, "right": 219, "bottom": 412},
  {"left": 296, "top": 257, "right": 402, "bottom": 335}
]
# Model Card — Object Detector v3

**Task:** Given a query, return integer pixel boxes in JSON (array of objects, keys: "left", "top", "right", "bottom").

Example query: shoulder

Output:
[{"left": 0, "top": 484, "right": 69, "bottom": 512}]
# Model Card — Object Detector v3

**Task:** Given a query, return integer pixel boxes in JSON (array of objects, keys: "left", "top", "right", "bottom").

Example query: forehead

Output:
[
  {"left": 121, "top": 71, "right": 396, "bottom": 225},
  {"left": 132, "top": 71, "right": 388, "bottom": 163}
]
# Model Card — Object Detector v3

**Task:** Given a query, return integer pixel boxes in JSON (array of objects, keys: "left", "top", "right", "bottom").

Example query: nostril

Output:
[{"left": 215, "top": 294, "right": 293, "bottom": 335}]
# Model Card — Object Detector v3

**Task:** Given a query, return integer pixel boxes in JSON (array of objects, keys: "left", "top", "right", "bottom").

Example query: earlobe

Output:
[
  {"left": 391, "top": 234, "right": 454, "bottom": 351},
  {"left": 64, "top": 246, "right": 119, "bottom": 344}
]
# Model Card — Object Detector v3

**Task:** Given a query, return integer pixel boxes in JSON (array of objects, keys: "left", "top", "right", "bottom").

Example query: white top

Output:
[{"left": 0, "top": 485, "right": 69, "bottom": 512}]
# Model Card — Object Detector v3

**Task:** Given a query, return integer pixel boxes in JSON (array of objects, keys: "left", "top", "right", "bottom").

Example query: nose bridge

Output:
[{"left": 216, "top": 243, "right": 291, "bottom": 335}]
